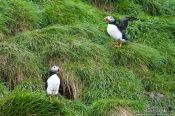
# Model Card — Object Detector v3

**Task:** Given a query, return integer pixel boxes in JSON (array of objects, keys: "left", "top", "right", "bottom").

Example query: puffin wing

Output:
[
  {"left": 45, "top": 80, "right": 48, "bottom": 89},
  {"left": 118, "top": 17, "right": 138, "bottom": 31}
]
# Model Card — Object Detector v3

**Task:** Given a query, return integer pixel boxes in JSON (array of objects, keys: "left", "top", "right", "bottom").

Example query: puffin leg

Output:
[
  {"left": 114, "top": 41, "right": 120, "bottom": 48},
  {"left": 119, "top": 42, "right": 122, "bottom": 47},
  {"left": 113, "top": 41, "right": 118, "bottom": 45}
]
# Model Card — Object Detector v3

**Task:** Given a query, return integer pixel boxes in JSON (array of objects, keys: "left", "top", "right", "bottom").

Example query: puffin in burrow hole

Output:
[
  {"left": 104, "top": 16, "right": 138, "bottom": 47},
  {"left": 46, "top": 65, "right": 60, "bottom": 96}
]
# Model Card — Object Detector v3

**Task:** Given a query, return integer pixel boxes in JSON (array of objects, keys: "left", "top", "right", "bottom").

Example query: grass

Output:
[
  {"left": 73, "top": 66, "right": 146, "bottom": 104},
  {"left": 0, "top": 0, "right": 175, "bottom": 115},
  {"left": 0, "top": 91, "right": 88, "bottom": 115},
  {"left": 132, "top": 0, "right": 175, "bottom": 16},
  {"left": 0, "top": 0, "right": 41, "bottom": 37},
  {"left": 0, "top": 42, "right": 44, "bottom": 89},
  {"left": 0, "top": 82, "right": 8, "bottom": 97},
  {"left": 87, "top": 0, "right": 175, "bottom": 16},
  {"left": 42, "top": 0, "right": 102, "bottom": 26},
  {"left": 89, "top": 98, "right": 144, "bottom": 116}
]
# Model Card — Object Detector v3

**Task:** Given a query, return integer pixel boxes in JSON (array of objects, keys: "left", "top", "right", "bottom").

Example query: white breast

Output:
[
  {"left": 107, "top": 24, "right": 124, "bottom": 41},
  {"left": 47, "top": 74, "right": 60, "bottom": 95}
]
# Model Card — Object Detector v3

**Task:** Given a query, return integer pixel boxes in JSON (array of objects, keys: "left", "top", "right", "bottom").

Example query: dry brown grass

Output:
[
  {"left": 108, "top": 107, "right": 134, "bottom": 116},
  {"left": 47, "top": 60, "right": 82, "bottom": 99},
  {"left": 90, "top": 0, "right": 114, "bottom": 12}
]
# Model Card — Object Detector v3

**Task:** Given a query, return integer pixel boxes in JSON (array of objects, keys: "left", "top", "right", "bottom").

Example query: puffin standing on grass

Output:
[
  {"left": 104, "top": 16, "right": 137, "bottom": 47},
  {"left": 46, "top": 65, "right": 60, "bottom": 97}
]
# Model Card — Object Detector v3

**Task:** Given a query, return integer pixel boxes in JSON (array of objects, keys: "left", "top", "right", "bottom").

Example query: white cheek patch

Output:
[
  {"left": 50, "top": 65, "right": 59, "bottom": 72},
  {"left": 108, "top": 16, "right": 115, "bottom": 23}
]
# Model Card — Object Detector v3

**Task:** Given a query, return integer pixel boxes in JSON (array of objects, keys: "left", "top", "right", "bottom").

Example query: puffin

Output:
[
  {"left": 104, "top": 16, "right": 137, "bottom": 47},
  {"left": 46, "top": 65, "right": 60, "bottom": 96}
]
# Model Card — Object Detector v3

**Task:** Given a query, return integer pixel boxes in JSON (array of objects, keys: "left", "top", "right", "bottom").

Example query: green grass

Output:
[
  {"left": 89, "top": 98, "right": 144, "bottom": 116},
  {"left": 87, "top": 0, "right": 175, "bottom": 16},
  {"left": 132, "top": 0, "right": 175, "bottom": 16},
  {"left": 73, "top": 66, "right": 146, "bottom": 104},
  {"left": 0, "top": 82, "right": 8, "bottom": 97},
  {"left": 0, "top": 0, "right": 175, "bottom": 115},
  {"left": 42, "top": 0, "right": 102, "bottom": 26},
  {"left": 0, "top": 91, "right": 88, "bottom": 115},
  {"left": 14, "top": 79, "right": 44, "bottom": 93},
  {"left": 0, "top": 0, "right": 41, "bottom": 37},
  {"left": 0, "top": 42, "right": 44, "bottom": 89}
]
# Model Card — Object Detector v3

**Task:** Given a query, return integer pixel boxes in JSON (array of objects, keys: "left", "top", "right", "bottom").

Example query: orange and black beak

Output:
[{"left": 103, "top": 16, "right": 108, "bottom": 22}]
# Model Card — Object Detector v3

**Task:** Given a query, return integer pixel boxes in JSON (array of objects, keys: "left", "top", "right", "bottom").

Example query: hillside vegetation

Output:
[{"left": 0, "top": 0, "right": 175, "bottom": 115}]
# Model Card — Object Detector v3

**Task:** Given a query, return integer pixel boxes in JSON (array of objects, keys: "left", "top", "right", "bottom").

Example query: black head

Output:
[
  {"left": 49, "top": 65, "right": 60, "bottom": 75},
  {"left": 104, "top": 16, "right": 116, "bottom": 24}
]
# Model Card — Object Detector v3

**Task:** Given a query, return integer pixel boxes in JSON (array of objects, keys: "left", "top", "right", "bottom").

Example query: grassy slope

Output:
[{"left": 0, "top": 0, "right": 175, "bottom": 115}]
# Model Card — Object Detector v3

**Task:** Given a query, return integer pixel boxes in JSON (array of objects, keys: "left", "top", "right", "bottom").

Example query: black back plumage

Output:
[
  {"left": 104, "top": 16, "right": 138, "bottom": 40},
  {"left": 117, "top": 17, "right": 138, "bottom": 31},
  {"left": 115, "top": 16, "right": 138, "bottom": 40}
]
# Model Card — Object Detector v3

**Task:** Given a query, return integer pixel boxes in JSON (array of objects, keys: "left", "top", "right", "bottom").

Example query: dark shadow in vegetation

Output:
[{"left": 44, "top": 64, "right": 82, "bottom": 100}]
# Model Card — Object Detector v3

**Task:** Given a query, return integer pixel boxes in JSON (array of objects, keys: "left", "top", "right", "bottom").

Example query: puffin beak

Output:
[{"left": 104, "top": 17, "right": 108, "bottom": 22}]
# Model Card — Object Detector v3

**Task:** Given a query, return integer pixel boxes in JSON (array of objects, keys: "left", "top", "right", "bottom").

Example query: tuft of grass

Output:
[
  {"left": 89, "top": 98, "right": 144, "bottom": 116},
  {"left": 142, "top": 74, "right": 175, "bottom": 95},
  {"left": 9, "top": 24, "right": 109, "bottom": 53},
  {"left": 0, "top": 82, "right": 8, "bottom": 97},
  {"left": 42, "top": 0, "right": 102, "bottom": 26},
  {"left": 0, "top": 0, "right": 41, "bottom": 37},
  {"left": 73, "top": 65, "right": 146, "bottom": 104},
  {"left": 114, "top": 0, "right": 142, "bottom": 16},
  {"left": 110, "top": 43, "right": 166, "bottom": 73},
  {"left": 132, "top": 0, "right": 175, "bottom": 16},
  {"left": 0, "top": 91, "right": 88, "bottom": 116},
  {"left": 0, "top": 42, "right": 44, "bottom": 89},
  {"left": 86, "top": 0, "right": 175, "bottom": 16},
  {"left": 14, "top": 79, "right": 44, "bottom": 93}
]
